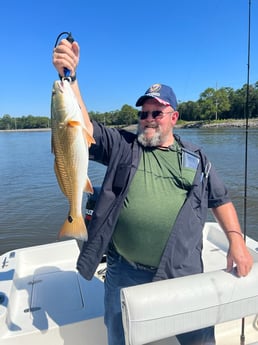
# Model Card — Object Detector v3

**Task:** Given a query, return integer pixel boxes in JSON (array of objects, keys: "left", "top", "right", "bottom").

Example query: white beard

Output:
[{"left": 137, "top": 124, "right": 162, "bottom": 147}]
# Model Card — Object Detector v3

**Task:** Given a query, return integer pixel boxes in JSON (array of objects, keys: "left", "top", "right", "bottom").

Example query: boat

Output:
[{"left": 1, "top": 221, "right": 258, "bottom": 345}]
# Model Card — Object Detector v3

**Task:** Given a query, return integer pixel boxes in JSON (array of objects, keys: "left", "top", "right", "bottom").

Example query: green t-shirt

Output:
[{"left": 112, "top": 143, "right": 197, "bottom": 267}]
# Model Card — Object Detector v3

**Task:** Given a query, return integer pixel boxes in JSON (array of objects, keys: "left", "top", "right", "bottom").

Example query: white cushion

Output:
[{"left": 121, "top": 263, "right": 258, "bottom": 345}]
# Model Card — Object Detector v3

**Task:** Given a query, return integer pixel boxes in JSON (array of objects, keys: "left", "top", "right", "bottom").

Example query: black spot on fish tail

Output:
[{"left": 68, "top": 215, "right": 73, "bottom": 223}]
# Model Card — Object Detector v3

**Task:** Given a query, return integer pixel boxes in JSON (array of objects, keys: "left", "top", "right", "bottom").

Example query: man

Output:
[{"left": 53, "top": 39, "right": 253, "bottom": 345}]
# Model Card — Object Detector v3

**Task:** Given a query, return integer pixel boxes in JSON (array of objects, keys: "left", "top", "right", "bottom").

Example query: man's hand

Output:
[
  {"left": 53, "top": 39, "right": 80, "bottom": 77},
  {"left": 227, "top": 233, "right": 253, "bottom": 277},
  {"left": 212, "top": 203, "right": 253, "bottom": 277}
]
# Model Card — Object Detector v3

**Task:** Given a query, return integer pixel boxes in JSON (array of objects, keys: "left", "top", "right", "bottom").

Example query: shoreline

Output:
[
  {"left": 123, "top": 118, "right": 258, "bottom": 132},
  {"left": 1, "top": 118, "right": 258, "bottom": 133},
  {"left": 179, "top": 118, "right": 258, "bottom": 129},
  {"left": 0, "top": 128, "right": 51, "bottom": 133}
]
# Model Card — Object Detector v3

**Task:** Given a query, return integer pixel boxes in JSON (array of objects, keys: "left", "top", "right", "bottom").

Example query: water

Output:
[
  {"left": 0, "top": 130, "right": 106, "bottom": 255},
  {"left": 0, "top": 128, "right": 257, "bottom": 255}
]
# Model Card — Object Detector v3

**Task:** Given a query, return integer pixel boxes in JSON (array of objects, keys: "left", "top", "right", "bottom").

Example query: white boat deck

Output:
[
  {"left": 0, "top": 240, "right": 107, "bottom": 345},
  {"left": 0, "top": 222, "right": 258, "bottom": 345}
]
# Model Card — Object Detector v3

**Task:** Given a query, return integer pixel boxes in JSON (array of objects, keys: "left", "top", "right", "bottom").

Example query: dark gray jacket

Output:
[{"left": 77, "top": 121, "right": 230, "bottom": 281}]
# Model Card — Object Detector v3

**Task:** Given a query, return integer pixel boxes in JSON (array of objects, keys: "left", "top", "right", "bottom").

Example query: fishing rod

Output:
[
  {"left": 243, "top": 0, "right": 251, "bottom": 242},
  {"left": 240, "top": 1, "right": 252, "bottom": 344}
]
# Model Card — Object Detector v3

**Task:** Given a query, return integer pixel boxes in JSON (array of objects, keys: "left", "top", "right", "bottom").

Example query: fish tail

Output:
[{"left": 58, "top": 215, "right": 88, "bottom": 241}]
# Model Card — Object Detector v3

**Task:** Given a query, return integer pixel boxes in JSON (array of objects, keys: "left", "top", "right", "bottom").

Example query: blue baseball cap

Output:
[{"left": 136, "top": 83, "right": 178, "bottom": 110}]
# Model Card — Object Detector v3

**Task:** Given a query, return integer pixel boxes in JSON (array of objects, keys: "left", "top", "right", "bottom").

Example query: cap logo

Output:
[
  {"left": 149, "top": 84, "right": 161, "bottom": 93},
  {"left": 136, "top": 83, "right": 177, "bottom": 109}
]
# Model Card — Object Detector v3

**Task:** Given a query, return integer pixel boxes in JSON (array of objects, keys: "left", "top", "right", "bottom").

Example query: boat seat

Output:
[{"left": 121, "top": 263, "right": 258, "bottom": 345}]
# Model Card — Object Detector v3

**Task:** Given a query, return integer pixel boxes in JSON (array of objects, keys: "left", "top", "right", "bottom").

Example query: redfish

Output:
[{"left": 51, "top": 80, "right": 95, "bottom": 241}]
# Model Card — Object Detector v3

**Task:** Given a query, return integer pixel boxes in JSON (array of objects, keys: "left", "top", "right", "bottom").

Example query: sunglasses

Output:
[{"left": 138, "top": 110, "right": 174, "bottom": 120}]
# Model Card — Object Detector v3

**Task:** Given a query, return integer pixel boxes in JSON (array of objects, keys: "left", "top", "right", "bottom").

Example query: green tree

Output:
[
  {"left": 247, "top": 84, "right": 258, "bottom": 118},
  {"left": 178, "top": 101, "right": 201, "bottom": 121},
  {"left": 0, "top": 114, "right": 12, "bottom": 129},
  {"left": 198, "top": 87, "right": 230, "bottom": 120},
  {"left": 198, "top": 88, "right": 216, "bottom": 120},
  {"left": 229, "top": 87, "right": 246, "bottom": 119},
  {"left": 214, "top": 88, "right": 231, "bottom": 119},
  {"left": 119, "top": 104, "right": 138, "bottom": 126}
]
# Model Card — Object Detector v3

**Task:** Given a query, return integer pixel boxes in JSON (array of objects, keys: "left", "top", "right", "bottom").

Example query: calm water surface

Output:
[{"left": 0, "top": 128, "right": 257, "bottom": 255}]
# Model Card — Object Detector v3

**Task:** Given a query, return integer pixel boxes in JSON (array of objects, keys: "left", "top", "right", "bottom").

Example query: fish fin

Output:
[
  {"left": 85, "top": 177, "right": 94, "bottom": 194},
  {"left": 58, "top": 215, "right": 88, "bottom": 241},
  {"left": 83, "top": 127, "right": 96, "bottom": 147},
  {"left": 67, "top": 120, "right": 81, "bottom": 127},
  {"left": 67, "top": 119, "right": 95, "bottom": 147}
]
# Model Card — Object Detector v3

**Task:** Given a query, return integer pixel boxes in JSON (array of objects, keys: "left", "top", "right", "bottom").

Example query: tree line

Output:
[
  {"left": 180, "top": 82, "right": 258, "bottom": 122},
  {"left": 0, "top": 115, "right": 50, "bottom": 130},
  {"left": 1, "top": 82, "right": 257, "bottom": 130},
  {"left": 89, "top": 82, "right": 258, "bottom": 125}
]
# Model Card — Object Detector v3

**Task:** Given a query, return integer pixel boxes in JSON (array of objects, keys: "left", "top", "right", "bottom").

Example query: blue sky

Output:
[{"left": 1, "top": 0, "right": 258, "bottom": 117}]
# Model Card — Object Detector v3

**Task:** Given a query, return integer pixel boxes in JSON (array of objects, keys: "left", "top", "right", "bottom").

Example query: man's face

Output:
[{"left": 137, "top": 98, "right": 178, "bottom": 147}]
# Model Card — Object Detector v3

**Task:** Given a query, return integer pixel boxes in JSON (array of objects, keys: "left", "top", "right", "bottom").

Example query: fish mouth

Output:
[{"left": 55, "top": 80, "right": 65, "bottom": 93}]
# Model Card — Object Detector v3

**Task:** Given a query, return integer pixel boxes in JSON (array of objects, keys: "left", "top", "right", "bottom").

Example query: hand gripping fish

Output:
[{"left": 51, "top": 80, "right": 95, "bottom": 241}]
